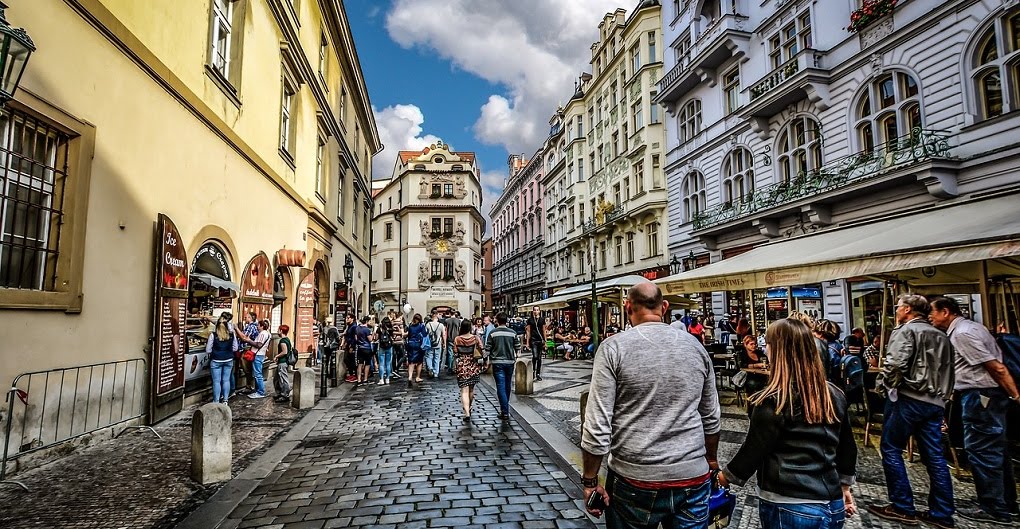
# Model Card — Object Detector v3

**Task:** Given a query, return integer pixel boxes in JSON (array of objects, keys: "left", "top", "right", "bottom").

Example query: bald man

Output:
[{"left": 581, "top": 281, "right": 721, "bottom": 527}]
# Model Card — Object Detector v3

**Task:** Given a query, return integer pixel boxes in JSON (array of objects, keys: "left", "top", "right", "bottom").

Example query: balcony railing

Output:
[
  {"left": 581, "top": 204, "right": 629, "bottom": 234},
  {"left": 691, "top": 128, "right": 953, "bottom": 231},
  {"left": 748, "top": 49, "right": 824, "bottom": 102},
  {"left": 656, "top": 14, "right": 750, "bottom": 96}
]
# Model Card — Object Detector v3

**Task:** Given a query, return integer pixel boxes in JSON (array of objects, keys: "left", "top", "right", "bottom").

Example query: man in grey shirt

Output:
[{"left": 581, "top": 281, "right": 721, "bottom": 527}]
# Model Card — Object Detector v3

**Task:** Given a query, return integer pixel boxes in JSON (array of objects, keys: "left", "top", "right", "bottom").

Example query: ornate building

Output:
[
  {"left": 491, "top": 153, "right": 545, "bottom": 314},
  {"left": 542, "top": 1, "right": 668, "bottom": 295},
  {"left": 371, "top": 143, "right": 485, "bottom": 317},
  {"left": 657, "top": 0, "right": 1020, "bottom": 336}
]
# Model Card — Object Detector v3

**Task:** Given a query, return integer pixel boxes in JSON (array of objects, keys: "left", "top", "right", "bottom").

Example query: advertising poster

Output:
[
  {"left": 239, "top": 252, "right": 274, "bottom": 321},
  {"left": 151, "top": 214, "right": 189, "bottom": 423},
  {"left": 295, "top": 271, "right": 317, "bottom": 356}
]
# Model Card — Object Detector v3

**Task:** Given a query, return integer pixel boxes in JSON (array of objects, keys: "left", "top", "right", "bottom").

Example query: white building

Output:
[
  {"left": 371, "top": 143, "right": 485, "bottom": 317},
  {"left": 657, "top": 0, "right": 1020, "bottom": 337}
]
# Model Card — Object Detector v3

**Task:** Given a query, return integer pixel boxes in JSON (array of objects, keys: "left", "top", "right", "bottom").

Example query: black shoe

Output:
[
  {"left": 535, "top": 374, "right": 543, "bottom": 381},
  {"left": 917, "top": 511, "right": 954, "bottom": 529},
  {"left": 956, "top": 507, "right": 1009, "bottom": 526},
  {"left": 867, "top": 505, "right": 919, "bottom": 526}
]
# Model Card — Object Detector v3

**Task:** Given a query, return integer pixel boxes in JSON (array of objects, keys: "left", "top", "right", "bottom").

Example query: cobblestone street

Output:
[{"left": 200, "top": 376, "right": 595, "bottom": 529}]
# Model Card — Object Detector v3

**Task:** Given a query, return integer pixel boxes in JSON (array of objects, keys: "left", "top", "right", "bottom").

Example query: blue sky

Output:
[{"left": 345, "top": 0, "right": 628, "bottom": 221}]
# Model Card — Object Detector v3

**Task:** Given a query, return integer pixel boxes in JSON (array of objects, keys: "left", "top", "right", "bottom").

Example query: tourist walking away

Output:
[
  {"left": 454, "top": 319, "right": 485, "bottom": 420},
  {"left": 790, "top": 311, "right": 829, "bottom": 371},
  {"left": 319, "top": 316, "right": 341, "bottom": 382},
  {"left": 721, "top": 318, "right": 858, "bottom": 529},
  {"left": 236, "top": 319, "right": 271, "bottom": 399},
  {"left": 235, "top": 311, "right": 260, "bottom": 394},
  {"left": 404, "top": 313, "right": 428, "bottom": 384},
  {"left": 670, "top": 313, "right": 688, "bottom": 333},
  {"left": 355, "top": 316, "right": 374, "bottom": 384},
  {"left": 425, "top": 312, "right": 446, "bottom": 378},
  {"left": 719, "top": 314, "right": 733, "bottom": 348},
  {"left": 375, "top": 317, "right": 395, "bottom": 385},
  {"left": 312, "top": 319, "right": 322, "bottom": 366},
  {"left": 868, "top": 294, "right": 956, "bottom": 528},
  {"left": 814, "top": 319, "right": 844, "bottom": 384},
  {"left": 486, "top": 312, "right": 521, "bottom": 421},
  {"left": 390, "top": 313, "right": 406, "bottom": 380},
  {"left": 525, "top": 306, "right": 548, "bottom": 381},
  {"left": 206, "top": 314, "right": 238, "bottom": 403},
  {"left": 930, "top": 297, "right": 1020, "bottom": 524},
  {"left": 273, "top": 324, "right": 295, "bottom": 402},
  {"left": 340, "top": 314, "right": 357, "bottom": 382},
  {"left": 581, "top": 281, "right": 721, "bottom": 528},
  {"left": 444, "top": 311, "right": 462, "bottom": 375}
]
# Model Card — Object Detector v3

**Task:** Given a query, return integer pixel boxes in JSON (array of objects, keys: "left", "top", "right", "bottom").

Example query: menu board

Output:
[
  {"left": 156, "top": 297, "right": 186, "bottom": 393},
  {"left": 295, "top": 271, "right": 316, "bottom": 355}
]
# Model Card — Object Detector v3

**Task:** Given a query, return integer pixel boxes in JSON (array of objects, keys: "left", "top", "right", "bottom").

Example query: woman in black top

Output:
[
  {"left": 737, "top": 335, "right": 768, "bottom": 394},
  {"left": 721, "top": 318, "right": 858, "bottom": 529}
]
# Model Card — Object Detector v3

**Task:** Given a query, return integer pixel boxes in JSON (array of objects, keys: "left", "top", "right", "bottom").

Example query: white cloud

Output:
[
  {"left": 371, "top": 103, "right": 442, "bottom": 180},
  {"left": 385, "top": 0, "right": 623, "bottom": 153}
]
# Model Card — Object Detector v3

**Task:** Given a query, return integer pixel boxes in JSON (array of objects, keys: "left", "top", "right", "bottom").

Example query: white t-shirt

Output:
[
  {"left": 254, "top": 330, "right": 272, "bottom": 357},
  {"left": 670, "top": 320, "right": 689, "bottom": 333}
]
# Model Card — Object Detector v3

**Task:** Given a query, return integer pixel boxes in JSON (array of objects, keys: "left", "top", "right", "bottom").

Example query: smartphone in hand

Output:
[{"left": 586, "top": 490, "right": 608, "bottom": 512}]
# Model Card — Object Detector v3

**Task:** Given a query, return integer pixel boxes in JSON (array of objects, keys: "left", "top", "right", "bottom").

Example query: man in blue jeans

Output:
[
  {"left": 485, "top": 312, "right": 521, "bottom": 421},
  {"left": 869, "top": 294, "right": 956, "bottom": 529},
  {"left": 581, "top": 282, "right": 721, "bottom": 529},
  {"left": 930, "top": 297, "right": 1020, "bottom": 525}
]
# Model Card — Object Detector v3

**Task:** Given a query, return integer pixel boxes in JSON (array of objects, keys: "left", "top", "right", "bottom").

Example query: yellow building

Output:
[{"left": 0, "top": 0, "right": 380, "bottom": 459}]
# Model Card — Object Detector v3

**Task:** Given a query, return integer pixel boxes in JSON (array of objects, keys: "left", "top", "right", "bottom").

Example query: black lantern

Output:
[
  {"left": 683, "top": 251, "right": 696, "bottom": 272},
  {"left": 343, "top": 254, "right": 354, "bottom": 285},
  {"left": 0, "top": 3, "right": 34, "bottom": 104},
  {"left": 669, "top": 254, "right": 683, "bottom": 275}
]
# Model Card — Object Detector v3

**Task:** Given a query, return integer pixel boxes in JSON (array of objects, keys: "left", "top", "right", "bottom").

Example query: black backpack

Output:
[
  {"left": 995, "top": 333, "right": 1020, "bottom": 384},
  {"left": 378, "top": 327, "right": 393, "bottom": 348}
]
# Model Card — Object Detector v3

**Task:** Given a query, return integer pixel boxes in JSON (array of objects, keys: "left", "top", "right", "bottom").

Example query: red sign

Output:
[
  {"left": 151, "top": 214, "right": 188, "bottom": 422},
  {"left": 335, "top": 284, "right": 349, "bottom": 303},
  {"left": 240, "top": 252, "right": 274, "bottom": 305},
  {"left": 295, "top": 271, "right": 316, "bottom": 355}
]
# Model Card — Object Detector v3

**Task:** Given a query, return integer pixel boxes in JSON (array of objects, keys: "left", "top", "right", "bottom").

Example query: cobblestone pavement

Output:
[
  {"left": 521, "top": 358, "right": 1019, "bottom": 529},
  {"left": 0, "top": 384, "right": 309, "bottom": 529},
  {"left": 217, "top": 376, "right": 596, "bottom": 529}
]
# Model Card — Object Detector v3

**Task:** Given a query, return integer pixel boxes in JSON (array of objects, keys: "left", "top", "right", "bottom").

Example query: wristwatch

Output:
[{"left": 581, "top": 475, "right": 599, "bottom": 488}]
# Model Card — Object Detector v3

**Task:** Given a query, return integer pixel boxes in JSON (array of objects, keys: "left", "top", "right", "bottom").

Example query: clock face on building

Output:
[{"left": 437, "top": 239, "right": 449, "bottom": 253}]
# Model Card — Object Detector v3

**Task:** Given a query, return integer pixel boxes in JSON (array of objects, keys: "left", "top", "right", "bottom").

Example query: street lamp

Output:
[
  {"left": 343, "top": 254, "right": 354, "bottom": 285},
  {"left": 0, "top": 2, "right": 34, "bottom": 104},
  {"left": 669, "top": 254, "right": 683, "bottom": 275},
  {"left": 683, "top": 250, "right": 696, "bottom": 272},
  {"left": 589, "top": 238, "right": 599, "bottom": 352}
]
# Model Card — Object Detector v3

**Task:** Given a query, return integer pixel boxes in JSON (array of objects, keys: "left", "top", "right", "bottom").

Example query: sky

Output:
[{"left": 345, "top": 0, "right": 627, "bottom": 229}]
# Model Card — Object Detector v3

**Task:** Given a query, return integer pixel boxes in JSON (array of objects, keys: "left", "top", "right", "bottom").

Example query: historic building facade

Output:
[
  {"left": 0, "top": 0, "right": 380, "bottom": 440},
  {"left": 657, "top": 0, "right": 1020, "bottom": 335},
  {"left": 371, "top": 143, "right": 485, "bottom": 317},
  {"left": 490, "top": 153, "right": 545, "bottom": 314},
  {"left": 542, "top": 1, "right": 668, "bottom": 294}
]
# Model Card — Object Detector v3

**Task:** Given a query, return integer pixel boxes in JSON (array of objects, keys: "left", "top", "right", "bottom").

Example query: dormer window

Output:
[{"left": 433, "top": 156, "right": 445, "bottom": 164}]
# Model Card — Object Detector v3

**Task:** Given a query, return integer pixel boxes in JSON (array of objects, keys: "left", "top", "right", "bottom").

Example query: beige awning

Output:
[
  {"left": 532, "top": 275, "right": 651, "bottom": 309},
  {"left": 656, "top": 194, "right": 1020, "bottom": 294}
]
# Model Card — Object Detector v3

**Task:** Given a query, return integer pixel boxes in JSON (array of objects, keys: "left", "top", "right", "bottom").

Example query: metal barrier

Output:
[{"left": 1, "top": 359, "right": 158, "bottom": 491}]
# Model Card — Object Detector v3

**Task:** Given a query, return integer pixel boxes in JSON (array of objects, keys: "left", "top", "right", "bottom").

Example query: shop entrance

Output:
[{"left": 186, "top": 241, "right": 238, "bottom": 395}]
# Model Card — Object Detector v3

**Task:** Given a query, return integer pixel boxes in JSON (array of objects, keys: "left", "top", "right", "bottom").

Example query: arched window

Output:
[
  {"left": 721, "top": 148, "right": 755, "bottom": 205},
  {"left": 681, "top": 171, "right": 706, "bottom": 222},
  {"left": 678, "top": 100, "right": 702, "bottom": 144},
  {"left": 776, "top": 116, "right": 822, "bottom": 182},
  {"left": 854, "top": 71, "right": 922, "bottom": 151},
  {"left": 972, "top": 11, "right": 1020, "bottom": 119}
]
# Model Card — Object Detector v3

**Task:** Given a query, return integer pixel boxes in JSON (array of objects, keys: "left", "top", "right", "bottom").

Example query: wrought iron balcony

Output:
[
  {"left": 741, "top": 49, "right": 830, "bottom": 122},
  {"left": 654, "top": 14, "right": 751, "bottom": 105},
  {"left": 691, "top": 128, "right": 953, "bottom": 231},
  {"left": 581, "top": 204, "right": 629, "bottom": 234}
]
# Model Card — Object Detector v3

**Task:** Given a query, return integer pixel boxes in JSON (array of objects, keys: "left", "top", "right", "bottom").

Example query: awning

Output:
[
  {"left": 531, "top": 275, "right": 652, "bottom": 309},
  {"left": 191, "top": 272, "right": 240, "bottom": 292},
  {"left": 656, "top": 194, "right": 1020, "bottom": 295}
]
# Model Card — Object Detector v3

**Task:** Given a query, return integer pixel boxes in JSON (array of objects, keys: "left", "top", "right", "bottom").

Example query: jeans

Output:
[
  {"left": 377, "top": 347, "right": 394, "bottom": 379},
  {"left": 759, "top": 499, "right": 845, "bottom": 529},
  {"left": 210, "top": 359, "right": 232, "bottom": 403},
  {"left": 530, "top": 343, "right": 543, "bottom": 376},
  {"left": 880, "top": 395, "right": 954, "bottom": 521},
  {"left": 605, "top": 472, "right": 710, "bottom": 529},
  {"left": 393, "top": 343, "right": 405, "bottom": 374},
  {"left": 426, "top": 346, "right": 443, "bottom": 376},
  {"left": 252, "top": 355, "right": 266, "bottom": 396},
  {"left": 446, "top": 343, "right": 456, "bottom": 373},
  {"left": 275, "top": 362, "right": 291, "bottom": 397},
  {"left": 492, "top": 363, "right": 515, "bottom": 415},
  {"left": 316, "top": 344, "right": 323, "bottom": 365},
  {"left": 960, "top": 387, "right": 1016, "bottom": 517}
]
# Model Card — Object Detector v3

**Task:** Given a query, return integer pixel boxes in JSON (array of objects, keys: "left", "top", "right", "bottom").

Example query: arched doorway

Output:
[{"left": 313, "top": 261, "right": 329, "bottom": 322}]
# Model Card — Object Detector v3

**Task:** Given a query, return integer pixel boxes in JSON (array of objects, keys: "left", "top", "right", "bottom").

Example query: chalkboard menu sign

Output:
[{"left": 151, "top": 214, "right": 189, "bottom": 423}]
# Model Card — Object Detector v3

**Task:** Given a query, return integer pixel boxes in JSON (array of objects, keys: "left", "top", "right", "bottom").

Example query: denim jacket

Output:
[{"left": 878, "top": 318, "right": 955, "bottom": 406}]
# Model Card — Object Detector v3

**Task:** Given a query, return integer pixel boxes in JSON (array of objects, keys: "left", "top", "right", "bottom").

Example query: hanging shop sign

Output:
[
  {"left": 239, "top": 252, "right": 274, "bottom": 320},
  {"left": 295, "top": 270, "right": 317, "bottom": 356},
  {"left": 150, "top": 214, "right": 189, "bottom": 423},
  {"left": 275, "top": 249, "right": 305, "bottom": 267},
  {"left": 192, "top": 243, "right": 231, "bottom": 280}
]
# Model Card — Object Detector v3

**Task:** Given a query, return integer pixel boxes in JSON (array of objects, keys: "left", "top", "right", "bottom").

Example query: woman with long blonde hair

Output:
[
  {"left": 206, "top": 314, "right": 238, "bottom": 403},
  {"left": 720, "top": 318, "right": 858, "bottom": 529}
]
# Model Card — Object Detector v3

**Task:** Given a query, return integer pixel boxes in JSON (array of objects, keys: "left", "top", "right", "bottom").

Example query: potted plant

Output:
[{"left": 847, "top": 0, "right": 897, "bottom": 33}]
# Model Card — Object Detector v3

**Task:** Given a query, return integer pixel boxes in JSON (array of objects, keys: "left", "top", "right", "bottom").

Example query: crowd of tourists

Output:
[
  {"left": 204, "top": 311, "right": 297, "bottom": 404},
  {"left": 580, "top": 283, "right": 1020, "bottom": 529}
]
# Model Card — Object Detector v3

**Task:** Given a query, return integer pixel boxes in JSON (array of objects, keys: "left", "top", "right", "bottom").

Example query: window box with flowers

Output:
[{"left": 847, "top": 0, "right": 898, "bottom": 33}]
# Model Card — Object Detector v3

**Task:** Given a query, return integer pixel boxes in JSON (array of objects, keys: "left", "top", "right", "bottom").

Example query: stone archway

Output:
[{"left": 313, "top": 260, "right": 329, "bottom": 322}]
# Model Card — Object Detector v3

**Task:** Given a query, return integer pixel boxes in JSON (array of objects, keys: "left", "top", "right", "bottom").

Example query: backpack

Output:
[
  {"left": 284, "top": 339, "right": 298, "bottom": 366},
  {"left": 323, "top": 327, "right": 340, "bottom": 350},
  {"left": 826, "top": 340, "right": 845, "bottom": 383},
  {"left": 839, "top": 354, "right": 864, "bottom": 393},
  {"left": 378, "top": 327, "right": 393, "bottom": 348},
  {"left": 995, "top": 333, "right": 1020, "bottom": 384},
  {"left": 426, "top": 322, "right": 442, "bottom": 348}
]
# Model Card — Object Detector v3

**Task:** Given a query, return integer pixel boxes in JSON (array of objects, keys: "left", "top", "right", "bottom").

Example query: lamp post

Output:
[
  {"left": 683, "top": 250, "right": 696, "bottom": 272},
  {"left": 589, "top": 238, "right": 599, "bottom": 352},
  {"left": 0, "top": 2, "right": 34, "bottom": 105},
  {"left": 669, "top": 254, "right": 683, "bottom": 275}
]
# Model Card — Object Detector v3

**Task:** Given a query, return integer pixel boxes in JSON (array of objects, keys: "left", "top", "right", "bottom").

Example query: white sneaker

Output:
[
  {"left": 378, "top": 379, "right": 385, "bottom": 385},
  {"left": 385, "top": 378, "right": 391, "bottom": 384},
  {"left": 247, "top": 393, "right": 267, "bottom": 399}
]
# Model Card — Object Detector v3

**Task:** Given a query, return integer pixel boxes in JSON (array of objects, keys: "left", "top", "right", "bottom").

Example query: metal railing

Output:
[
  {"left": 692, "top": 128, "right": 953, "bottom": 231},
  {"left": 2, "top": 359, "right": 156, "bottom": 491},
  {"left": 748, "top": 49, "right": 824, "bottom": 102}
]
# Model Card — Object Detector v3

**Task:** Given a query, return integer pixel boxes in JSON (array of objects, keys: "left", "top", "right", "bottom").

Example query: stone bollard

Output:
[
  {"left": 514, "top": 358, "right": 534, "bottom": 395},
  {"left": 292, "top": 367, "right": 316, "bottom": 409},
  {"left": 191, "top": 403, "right": 231, "bottom": 484},
  {"left": 579, "top": 390, "right": 590, "bottom": 439}
]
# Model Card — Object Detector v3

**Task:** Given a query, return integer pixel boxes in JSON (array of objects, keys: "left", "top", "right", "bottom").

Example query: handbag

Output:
[
  {"left": 242, "top": 349, "right": 256, "bottom": 362},
  {"left": 730, "top": 370, "right": 747, "bottom": 388}
]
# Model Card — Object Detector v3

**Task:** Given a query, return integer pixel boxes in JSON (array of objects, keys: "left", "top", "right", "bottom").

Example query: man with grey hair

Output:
[
  {"left": 869, "top": 294, "right": 955, "bottom": 528},
  {"left": 582, "top": 281, "right": 721, "bottom": 527}
]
